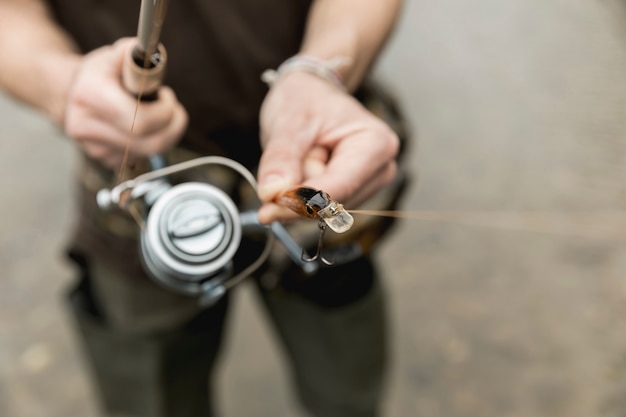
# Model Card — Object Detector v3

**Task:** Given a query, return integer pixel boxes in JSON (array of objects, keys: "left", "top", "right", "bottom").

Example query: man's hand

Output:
[
  {"left": 256, "top": 71, "right": 399, "bottom": 224},
  {"left": 64, "top": 38, "right": 188, "bottom": 169}
]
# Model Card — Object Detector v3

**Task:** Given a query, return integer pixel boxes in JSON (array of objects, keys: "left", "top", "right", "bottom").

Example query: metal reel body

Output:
[{"left": 140, "top": 182, "right": 242, "bottom": 298}]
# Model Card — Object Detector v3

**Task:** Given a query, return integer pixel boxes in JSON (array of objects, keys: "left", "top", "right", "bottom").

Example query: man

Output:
[{"left": 0, "top": 0, "right": 409, "bottom": 416}]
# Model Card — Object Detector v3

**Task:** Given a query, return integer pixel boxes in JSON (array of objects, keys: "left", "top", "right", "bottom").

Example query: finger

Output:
[
  {"left": 257, "top": 202, "right": 299, "bottom": 224},
  {"left": 70, "top": 95, "right": 187, "bottom": 157},
  {"left": 257, "top": 124, "right": 317, "bottom": 202},
  {"left": 70, "top": 73, "right": 139, "bottom": 134},
  {"left": 66, "top": 112, "right": 134, "bottom": 150},
  {"left": 303, "top": 146, "right": 329, "bottom": 179},
  {"left": 128, "top": 87, "right": 182, "bottom": 137},
  {"left": 81, "top": 140, "right": 126, "bottom": 169},
  {"left": 304, "top": 128, "right": 399, "bottom": 203},
  {"left": 344, "top": 161, "right": 398, "bottom": 209},
  {"left": 127, "top": 99, "right": 188, "bottom": 155}
]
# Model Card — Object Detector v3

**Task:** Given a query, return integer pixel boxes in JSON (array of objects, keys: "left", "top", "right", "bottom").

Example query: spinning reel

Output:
[{"left": 97, "top": 156, "right": 319, "bottom": 307}]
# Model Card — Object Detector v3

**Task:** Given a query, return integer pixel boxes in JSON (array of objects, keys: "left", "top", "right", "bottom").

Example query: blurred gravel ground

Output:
[{"left": 3, "top": 0, "right": 626, "bottom": 416}]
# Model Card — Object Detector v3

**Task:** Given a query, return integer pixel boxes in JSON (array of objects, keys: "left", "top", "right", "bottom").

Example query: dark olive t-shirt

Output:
[{"left": 49, "top": 0, "right": 313, "bottom": 166}]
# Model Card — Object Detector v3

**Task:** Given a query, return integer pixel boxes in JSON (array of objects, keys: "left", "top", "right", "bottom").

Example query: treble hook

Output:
[{"left": 301, "top": 220, "right": 335, "bottom": 266}]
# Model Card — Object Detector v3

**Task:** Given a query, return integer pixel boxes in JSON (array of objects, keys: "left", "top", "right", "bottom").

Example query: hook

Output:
[{"left": 301, "top": 220, "right": 335, "bottom": 266}]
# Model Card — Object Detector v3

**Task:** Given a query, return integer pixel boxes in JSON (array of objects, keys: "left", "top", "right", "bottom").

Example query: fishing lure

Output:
[{"left": 275, "top": 186, "right": 354, "bottom": 265}]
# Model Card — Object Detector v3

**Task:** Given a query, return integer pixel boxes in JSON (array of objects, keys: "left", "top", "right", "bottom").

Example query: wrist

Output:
[
  {"left": 261, "top": 54, "right": 352, "bottom": 92},
  {"left": 39, "top": 52, "right": 82, "bottom": 125},
  {"left": 0, "top": 1, "right": 83, "bottom": 126}
]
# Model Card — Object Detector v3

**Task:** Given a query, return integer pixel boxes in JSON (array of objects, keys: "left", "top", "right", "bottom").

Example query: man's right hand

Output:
[{"left": 64, "top": 37, "right": 188, "bottom": 169}]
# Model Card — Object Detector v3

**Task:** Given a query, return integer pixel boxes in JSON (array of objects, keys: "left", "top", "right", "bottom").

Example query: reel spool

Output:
[{"left": 140, "top": 182, "right": 242, "bottom": 305}]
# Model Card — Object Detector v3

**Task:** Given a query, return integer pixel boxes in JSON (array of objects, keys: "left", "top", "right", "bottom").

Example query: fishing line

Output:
[
  {"left": 115, "top": 64, "right": 149, "bottom": 227},
  {"left": 117, "top": 79, "right": 147, "bottom": 186},
  {"left": 349, "top": 209, "right": 626, "bottom": 244}
]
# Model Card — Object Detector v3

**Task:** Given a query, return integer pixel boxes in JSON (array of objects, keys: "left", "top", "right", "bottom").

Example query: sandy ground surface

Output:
[{"left": 3, "top": 0, "right": 626, "bottom": 416}]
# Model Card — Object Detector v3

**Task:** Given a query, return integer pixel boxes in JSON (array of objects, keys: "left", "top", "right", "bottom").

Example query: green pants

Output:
[{"left": 66, "top": 251, "right": 389, "bottom": 417}]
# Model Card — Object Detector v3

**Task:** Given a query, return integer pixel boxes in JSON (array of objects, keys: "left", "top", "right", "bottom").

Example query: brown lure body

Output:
[
  {"left": 274, "top": 187, "right": 332, "bottom": 219},
  {"left": 274, "top": 186, "right": 354, "bottom": 265}
]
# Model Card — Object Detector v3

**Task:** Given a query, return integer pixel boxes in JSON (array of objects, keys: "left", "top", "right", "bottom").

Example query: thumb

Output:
[
  {"left": 257, "top": 133, "right": 309, "bottom": 202},
  {"left": 109, "top": 37, "right": 137, "bottom": 72}
]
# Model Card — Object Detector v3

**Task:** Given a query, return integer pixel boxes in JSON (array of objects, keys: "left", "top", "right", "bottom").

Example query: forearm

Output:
[
  {"left": 299, "top": 0, "right": 403, "bottom": 91},
  {"left": 0, "top": 0, "right": 82, "bottom": 124}
]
